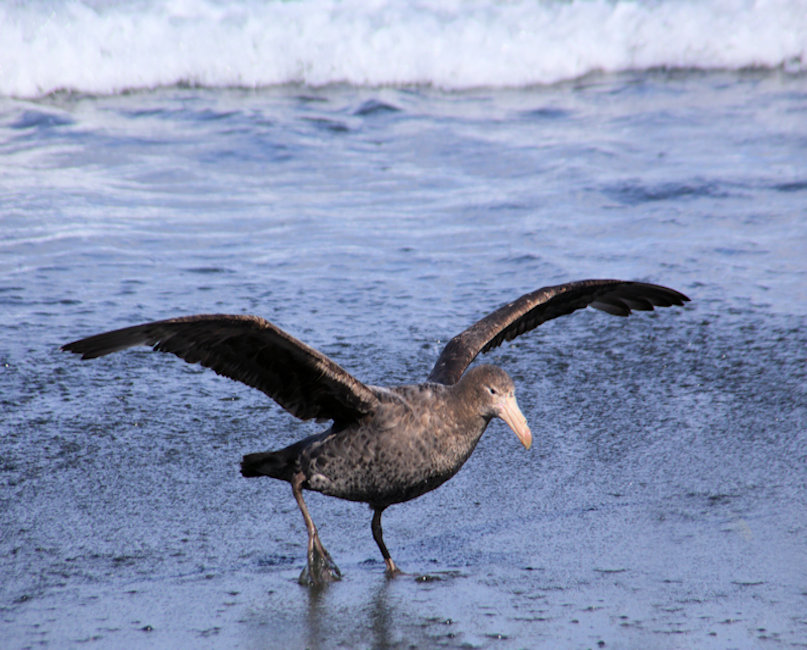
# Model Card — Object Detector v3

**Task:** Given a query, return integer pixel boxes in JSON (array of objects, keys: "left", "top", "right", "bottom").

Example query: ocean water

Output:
[{"left": 2, "top": 1, "right": 807, "bottom": 648}]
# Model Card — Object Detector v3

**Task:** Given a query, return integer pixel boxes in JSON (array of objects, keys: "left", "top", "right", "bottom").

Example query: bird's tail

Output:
[{"left": 240, "top": 449, "right": 295, "bottom": 481}]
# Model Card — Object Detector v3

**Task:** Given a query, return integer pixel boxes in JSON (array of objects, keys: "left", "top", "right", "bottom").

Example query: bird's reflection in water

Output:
[
  {"left": 300, "top": 574, "right": 398, "bottom": 650},
  {"left": 368, "top": 579, "right": 396, "bottom": 650},
  {"left": 300, "top": 568, "right": 470, "bottom": 649},
  {"left": 304, "top": 582, "right": 326, "bottom": 650}
]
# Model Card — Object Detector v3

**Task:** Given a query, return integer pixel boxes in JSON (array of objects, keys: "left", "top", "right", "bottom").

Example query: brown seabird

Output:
[{"left": 62, "top": 279, "right": 689, "bottom": 584}]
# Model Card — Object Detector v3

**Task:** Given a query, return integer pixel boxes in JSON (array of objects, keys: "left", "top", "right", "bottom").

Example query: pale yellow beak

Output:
[{"left": 497, "top": 394, "right": 532, "bottom": 450}]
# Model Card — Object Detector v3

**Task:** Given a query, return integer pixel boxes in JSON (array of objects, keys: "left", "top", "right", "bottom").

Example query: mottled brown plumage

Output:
[{"left": 61, "top": 279, "right": 689, "bottom": 584}]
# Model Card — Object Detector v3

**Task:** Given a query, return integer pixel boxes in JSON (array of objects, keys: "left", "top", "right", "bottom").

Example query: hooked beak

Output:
[{"left": 497, "top": 394, "right": 532, "bottom": 450}]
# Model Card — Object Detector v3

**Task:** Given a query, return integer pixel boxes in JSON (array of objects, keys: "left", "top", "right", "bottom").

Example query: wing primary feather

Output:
[{"left": 590, "top": 300, "right": 631, "bottom": 316}]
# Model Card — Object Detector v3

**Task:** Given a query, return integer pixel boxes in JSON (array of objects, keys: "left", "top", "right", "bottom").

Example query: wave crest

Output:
[{"left": 2, "top": 0, "right": 805, "bottom": 97}]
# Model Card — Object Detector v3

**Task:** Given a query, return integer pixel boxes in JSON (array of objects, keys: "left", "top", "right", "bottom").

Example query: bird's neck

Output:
[{"left": 443, "top": 380, "right": 493, "bottom": 442}]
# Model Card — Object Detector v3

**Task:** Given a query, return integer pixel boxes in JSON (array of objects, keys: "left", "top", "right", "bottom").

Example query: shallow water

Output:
[{"left": 2, "top": 71, "right": 807, "bottom": 648}]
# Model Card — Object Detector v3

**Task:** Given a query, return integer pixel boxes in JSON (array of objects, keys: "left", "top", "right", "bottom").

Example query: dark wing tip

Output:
[
  {"left": 60, "top": 326, "right": 155, "bottom": 360},
  {"left": 59, "top": 314, "right": 255, "bottom": 360},
  {"left": 589, "top": 283, "right": 690, "bottom": 317},
  {"left": 61, "top": 338, "right": 110, "bottom": 360}
]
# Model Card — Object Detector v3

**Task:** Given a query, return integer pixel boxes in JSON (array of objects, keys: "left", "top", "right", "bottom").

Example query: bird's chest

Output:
[{"left": 306, "top": 404, "right": 486, "bottom": 506}]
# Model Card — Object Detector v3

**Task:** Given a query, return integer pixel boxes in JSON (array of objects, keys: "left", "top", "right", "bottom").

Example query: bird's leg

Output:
[
  {"left": 292, "top": 472, "right": 341, "bottom": 586},
  {"left": 372, "top": 507, "right": 401, "bottom": 576}
]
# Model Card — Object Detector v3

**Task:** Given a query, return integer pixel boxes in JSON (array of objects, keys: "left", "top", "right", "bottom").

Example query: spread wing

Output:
[
  {"left": 428, "top": 279, "right": 690, "bottom": 385},
  {"left": 61, "top": 314, "right": 378, "bottom": 425}
]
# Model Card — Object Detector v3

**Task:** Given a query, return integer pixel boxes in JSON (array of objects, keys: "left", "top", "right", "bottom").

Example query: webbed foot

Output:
[
  {"left": 298, "top": 542, "right": 342, "bottom": 586},
  {"left": 384, "top": 557, "right": 402, "bottom": 578}
]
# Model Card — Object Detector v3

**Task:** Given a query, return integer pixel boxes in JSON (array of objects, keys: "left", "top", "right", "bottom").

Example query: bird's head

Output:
[{"left": 462, "top": 365, "right": 532, "bottom": 450}]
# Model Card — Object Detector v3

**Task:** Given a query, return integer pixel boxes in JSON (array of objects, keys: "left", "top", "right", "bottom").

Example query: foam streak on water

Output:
[{"left": 1, "top": 0, "right": 806, "bottom": 97}]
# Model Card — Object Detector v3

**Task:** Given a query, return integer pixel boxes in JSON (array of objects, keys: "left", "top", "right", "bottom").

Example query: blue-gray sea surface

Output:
[{"left": 2, "top": 72, "right": 806, "bottom": 648}]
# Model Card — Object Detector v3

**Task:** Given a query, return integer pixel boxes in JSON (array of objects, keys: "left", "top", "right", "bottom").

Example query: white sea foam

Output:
[{"left": 2, "top": 0, "right": 805, "bottom": 98}]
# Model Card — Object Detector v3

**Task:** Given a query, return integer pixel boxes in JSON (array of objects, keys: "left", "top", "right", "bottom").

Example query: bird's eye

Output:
[{"left": 487, "top": 386, "right": 497, "bottom": 395}]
